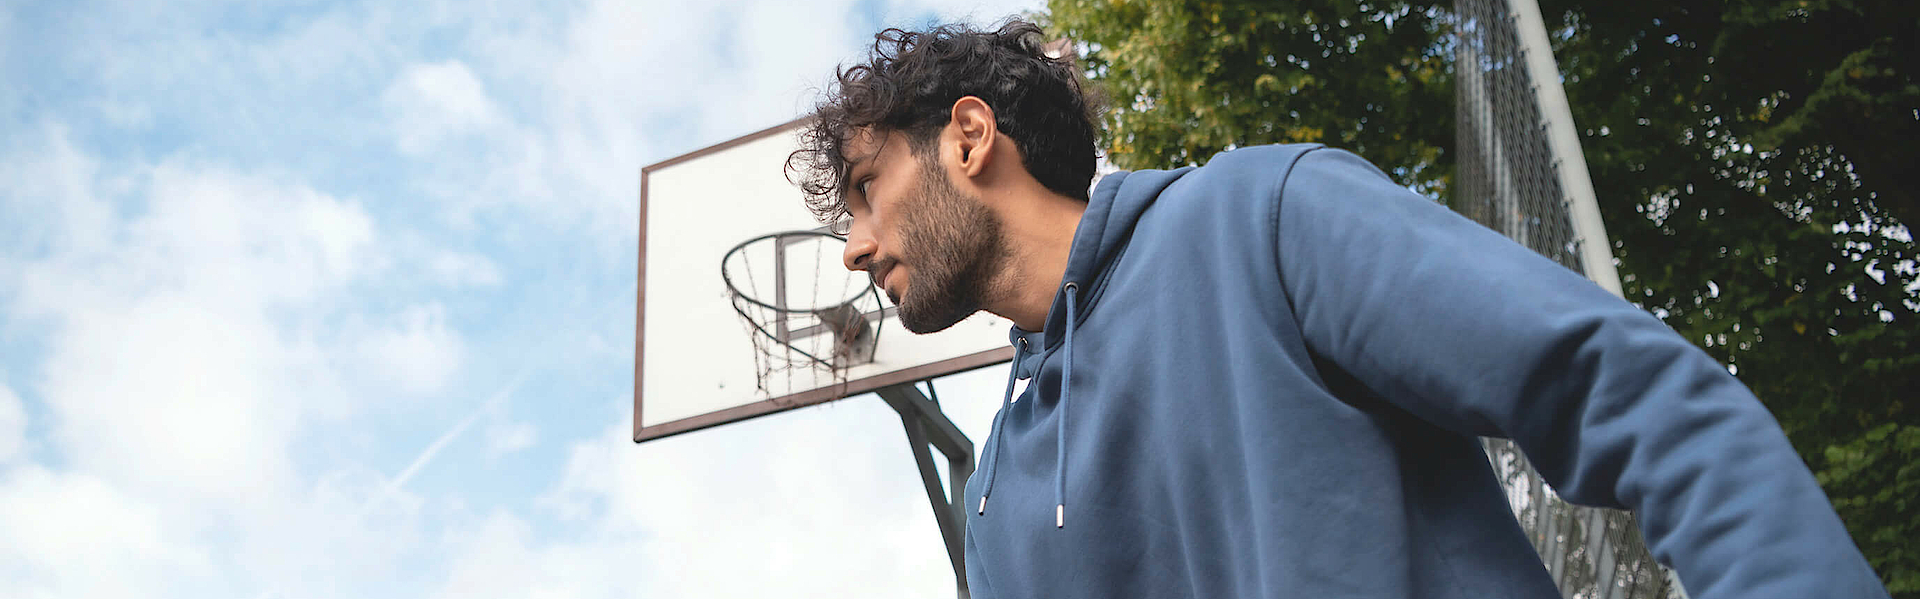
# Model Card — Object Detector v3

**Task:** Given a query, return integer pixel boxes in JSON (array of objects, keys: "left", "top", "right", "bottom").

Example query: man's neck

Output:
[{"left": 984, "top": 187, "right": 1085, "bottom": 332}]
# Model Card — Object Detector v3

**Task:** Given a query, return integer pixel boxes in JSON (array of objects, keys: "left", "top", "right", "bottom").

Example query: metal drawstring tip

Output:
[
  {"left": 1056, "top": 504, "right": 1064, "bottom": 528},
  {"left": 978, "top": 496, "right": 988, "bottom": 515}
]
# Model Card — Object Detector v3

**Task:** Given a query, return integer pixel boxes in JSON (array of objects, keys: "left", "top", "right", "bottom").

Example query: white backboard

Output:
[{"left": 635, "top": 120, "right": 1015, "bottom": 442}]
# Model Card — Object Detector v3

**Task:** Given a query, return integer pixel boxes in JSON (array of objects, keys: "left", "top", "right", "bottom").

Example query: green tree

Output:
[
  {"left": 1051, "top": 1, "right": 1458, "bottom": 193},
  {"left": 1046, "top": 0, "right": 1917, "bottom": 593}
]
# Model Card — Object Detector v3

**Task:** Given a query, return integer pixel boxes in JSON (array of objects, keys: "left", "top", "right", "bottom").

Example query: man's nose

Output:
[{"left": 842, "top": 225, "right": 876, "bottom": 272}]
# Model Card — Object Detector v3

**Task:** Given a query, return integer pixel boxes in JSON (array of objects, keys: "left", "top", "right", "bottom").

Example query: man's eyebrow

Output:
[{"left": 845, "top": 153, "right": 872, "bottom": 174}]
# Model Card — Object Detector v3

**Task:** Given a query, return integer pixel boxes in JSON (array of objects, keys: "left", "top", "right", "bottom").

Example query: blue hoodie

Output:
[{"left": 960, "top": 145, "right": 1886, "bottom": 598}]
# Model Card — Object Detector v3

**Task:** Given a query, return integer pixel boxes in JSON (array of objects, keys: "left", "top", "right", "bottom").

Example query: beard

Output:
[{"left": 883, "top": 157, "right": 1008, "bottom": 334}]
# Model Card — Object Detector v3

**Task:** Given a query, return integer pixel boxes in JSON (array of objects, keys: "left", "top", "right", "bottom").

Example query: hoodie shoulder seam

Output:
[{"left": 1268, "top": 145, "right": 1329, "bottom": 326}]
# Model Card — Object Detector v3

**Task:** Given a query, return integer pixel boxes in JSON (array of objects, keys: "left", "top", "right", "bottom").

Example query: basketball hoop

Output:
[
  {"left": 638, "top": 121, "right": 1010, "bottom": 446},
  {"left": 720, "top": 230, "right": 886, "bottom": 401}
]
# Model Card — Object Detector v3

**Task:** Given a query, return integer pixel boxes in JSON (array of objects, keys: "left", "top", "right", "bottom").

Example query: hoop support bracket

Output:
[{"left": 877, "top": 381, "right": 973, "bottom": 599}]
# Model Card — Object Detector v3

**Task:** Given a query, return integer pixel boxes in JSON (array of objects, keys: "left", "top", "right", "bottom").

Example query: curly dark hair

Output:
[{"left": 787, "top": 19, "right": 1103, "bottom": 223}]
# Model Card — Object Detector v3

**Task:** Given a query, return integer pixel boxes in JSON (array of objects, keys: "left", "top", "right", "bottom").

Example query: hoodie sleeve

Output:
[{"left": 1269, "top": 147, "right": 1887, "bottom": 598}]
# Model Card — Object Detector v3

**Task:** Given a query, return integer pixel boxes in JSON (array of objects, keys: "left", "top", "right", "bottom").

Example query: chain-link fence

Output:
[{"left": 1454, "top": 1, "right": 1681, "bottom": 597}]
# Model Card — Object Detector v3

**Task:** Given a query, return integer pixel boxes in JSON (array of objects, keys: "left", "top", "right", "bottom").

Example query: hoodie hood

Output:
[
  {"left": 1010, "top": 167, "right": 1194, "bottom": 357},
  {"left": 977, "top": 166, "right": 1193, "bottom": 528}
]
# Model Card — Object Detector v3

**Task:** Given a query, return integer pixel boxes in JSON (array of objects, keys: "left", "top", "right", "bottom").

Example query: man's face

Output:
[{"left": 839, "top": 130, "right": 1006, "bottom": 334}]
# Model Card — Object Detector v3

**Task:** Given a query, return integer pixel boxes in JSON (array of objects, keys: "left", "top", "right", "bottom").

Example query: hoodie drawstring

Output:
[
  {"left": 975, "top": 282, "right": 1079, "bottom": 531},
  {"left": 977, "top": 337, "right": 1026, "bottom": 516},
  {"left": 1056, "top": 282, "right": 1079, "bottom": 529}
]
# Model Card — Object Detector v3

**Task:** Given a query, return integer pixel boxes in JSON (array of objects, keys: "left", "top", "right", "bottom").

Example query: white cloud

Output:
[
  {"left": 0, "top": 465, "right": 212, "bottom": 598},
  {"left": 408, "top": 0, "right": 889, "bottom": 242},
  {"left": 431, "top": 511, "right": 547, "bottom": 598},
  {"left": 428, "top": 248, "right": 504, "bottom": 287},
  {"left": 445, "top": 406, "right": 963, "bottom": 599},
  {"left": 357, "top": 303, "right": 466, "bottom": 397},
  {"left": 0, "top": 383, "right": 24, "bottom": 463},
  {"left": 429, "top": 509, "right": 656, "bottom": 599},
  {"left": 0, "top": 122, "right": 114, "bottom": 266},
  {"left": 5, "top": 128, "right": 376, "bottom": 503},
  {"left": 0, "top": 123, "right": 455, "bottom": 596},
  {"left": 91, "top": 97, "right": 156, "bottom": 129},
  {"left": 35, "top": 289, "right": 303, "bottom": 501},
  {"left": 385, "top": 60, "right": 505, "bottom": 155},
  {"left": 484, "top": 420, "right": 537, "bottom": 457}
]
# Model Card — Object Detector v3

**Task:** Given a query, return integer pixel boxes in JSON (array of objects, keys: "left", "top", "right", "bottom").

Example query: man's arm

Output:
[{"left": 1269, "top": 147, "right": 1887, "bottom": 598}]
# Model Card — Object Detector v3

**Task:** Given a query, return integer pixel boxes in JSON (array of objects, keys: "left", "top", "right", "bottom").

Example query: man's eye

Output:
[{"left": 858, "top": 178, "right": 873, "bottom": 197}]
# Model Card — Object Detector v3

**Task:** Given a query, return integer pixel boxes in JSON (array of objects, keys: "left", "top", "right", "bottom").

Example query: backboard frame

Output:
[{"left": 634, "top": 119, "right": 1015, "bottom": 443}]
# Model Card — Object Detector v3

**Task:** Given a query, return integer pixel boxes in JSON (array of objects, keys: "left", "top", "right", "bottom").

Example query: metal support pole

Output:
[
  {"left": 1507, "top": 6, "right": 1686, "bottom": 595},
  {"left": 878, "top": 381, "right": 974, "bottom": 599},
  {"left": 1508, "top": 0, "right": 1625, "bottom": 298}
]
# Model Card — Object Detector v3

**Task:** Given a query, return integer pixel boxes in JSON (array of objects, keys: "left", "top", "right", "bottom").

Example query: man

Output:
[{"left": 786, "top": 19, "right": 1889, "bottom": 599}]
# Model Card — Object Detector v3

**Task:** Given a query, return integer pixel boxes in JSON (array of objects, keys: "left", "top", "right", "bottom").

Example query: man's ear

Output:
[{"left": 948, "top": 96, "right": 997, "bottom": 178}]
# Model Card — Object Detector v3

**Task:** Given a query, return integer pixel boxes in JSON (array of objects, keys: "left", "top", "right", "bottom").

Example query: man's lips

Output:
[{"left": 873, "top": 264, "right": 899, "bottom": 302}]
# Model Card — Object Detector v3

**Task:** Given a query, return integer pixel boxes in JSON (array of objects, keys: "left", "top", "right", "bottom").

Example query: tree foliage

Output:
[
  {"left": 1047, "top": 0, "right": 1917, "bottom": 593},
  {"left": 1050, "top": 0, "right": 1457, "bottom": 192}
]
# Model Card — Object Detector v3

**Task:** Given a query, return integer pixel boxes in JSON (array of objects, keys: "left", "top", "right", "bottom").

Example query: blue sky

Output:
[{"left": 0, "top": 0, "right": 1042, "bottom": 596}]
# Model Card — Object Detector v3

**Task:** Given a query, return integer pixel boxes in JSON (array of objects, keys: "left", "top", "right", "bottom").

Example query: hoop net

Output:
[{"left": 720, "top": 231, "right": 886, "bottom": 405}]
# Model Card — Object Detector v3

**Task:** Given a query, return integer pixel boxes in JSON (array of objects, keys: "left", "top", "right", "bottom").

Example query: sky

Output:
[{"left": 0, "top": 0, "right": 1045, "bottom": 596}]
